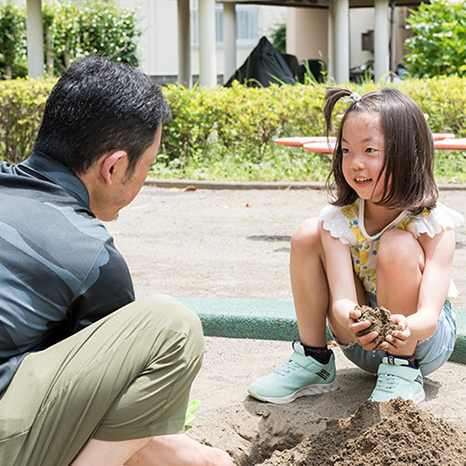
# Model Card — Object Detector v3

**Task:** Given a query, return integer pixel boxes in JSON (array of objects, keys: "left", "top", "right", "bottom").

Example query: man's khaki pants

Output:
[{"left": 0, "top": 295, "right": 204, "bottom": 466}]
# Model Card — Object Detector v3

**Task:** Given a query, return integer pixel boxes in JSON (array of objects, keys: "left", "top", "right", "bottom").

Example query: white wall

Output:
[
  {"left": 286, "top": 4, "right": 410, "bottom": 74},
  {"left": 119, "top": 0, "right": 286, "bottom": 80},
  {"left": 349, "top": 6, "right": 411, "bottom": 70},
  {"left": 119, "top": 0, "right": 409, "bottom": 80},
  {"left": 259, "top": 5, "right": 286, "bottom": 38},
  {"left": 286, "top": 7, "right": 328, "bottom": 63},
  {"left": 349, "top": 8, "right": 374, "bottom": 68},
  {"left": 119, "top": 0, "right": 179, "bottom": 76}
]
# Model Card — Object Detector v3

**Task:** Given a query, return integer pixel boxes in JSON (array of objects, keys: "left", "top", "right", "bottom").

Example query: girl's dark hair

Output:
[
  {"left": 324, "top": 87, "right": 438, "bottom": 214},
  {"left": 34, "top": 56, "right": 172, "bottom": 176}
]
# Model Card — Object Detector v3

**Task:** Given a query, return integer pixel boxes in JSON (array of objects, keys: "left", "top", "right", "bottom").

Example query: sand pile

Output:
[{"left": 258, "top": 398, "right": 466, "bottom": 465}]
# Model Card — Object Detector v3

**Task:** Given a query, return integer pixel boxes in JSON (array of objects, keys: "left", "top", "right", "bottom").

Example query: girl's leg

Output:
[
  {"left": 291, "top": 217, "right": 366, "bottom": 347},
  {"left": 369, "top": 229, "right": 427, "bottom": 403},
  {"left": 248, "top": 217, "right": 350, "bottom": 404},
  {"left": 290, "top": 217, "right": 330, "bottom": 347},
  {"left": 376, "top": 228, "right": 425, "bottom": 356}
]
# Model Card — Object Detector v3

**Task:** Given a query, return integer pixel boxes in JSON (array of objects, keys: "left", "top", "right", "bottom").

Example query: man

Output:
[{"left": 0, "top": 56, "right": 233, "bottom": 466}]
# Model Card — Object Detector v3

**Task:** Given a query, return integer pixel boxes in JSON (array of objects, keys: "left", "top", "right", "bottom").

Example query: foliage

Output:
[
  {"left": 270, "top": 23, "right": 286, "bottom": 55},
  {"left": 0, "top": 2, "right": 27, "bottom": 78},
  {"left": 0, "top": 0, "right": 141, "bottom": 79},
  {"left": 158, "top": 77, "right": 466, "bottom": 182},
  {"left": 74, "top": 1, "right": 140, "bottom": 68},
  {"left": 405, "top": 0, "right": 466, "bottom": 78},
  {"left": 401, "top": 75, "right": 466, "bottom": 137},
  {"left": 152, "top": 144, "right": 332, "bottom": 182},
  {"left": 0, "top": 78, "right": 55, "bottom": 164},
  {"left": 44, "top": 0, "right": 141, "bottom": 76},
  {"left": 2, "top": 76, "right": 466, "bottom": 183},
  {"left": 161, "top": 81, "right": 327, "bottom": 166}
]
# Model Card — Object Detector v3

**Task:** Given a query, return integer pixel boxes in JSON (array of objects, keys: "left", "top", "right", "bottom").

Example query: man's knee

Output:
[
  {"left": 129, "top": 294, "right": 204, "bottom": 354},
  {"left": 124, "top": 294, "right": 200, "bottom": 327}
]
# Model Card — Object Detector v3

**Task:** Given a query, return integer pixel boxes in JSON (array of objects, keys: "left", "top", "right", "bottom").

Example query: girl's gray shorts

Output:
[{"left": 333, "top": 292, "right": 457, "bottom": 376}]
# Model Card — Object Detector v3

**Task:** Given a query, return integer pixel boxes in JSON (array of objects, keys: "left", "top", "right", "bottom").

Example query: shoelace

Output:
[
  {"left": 274, "top": 359, "right": 302, "bottom": 376},
  {"left": 375, "top": 374, "right": 399, "bottom": 393}
]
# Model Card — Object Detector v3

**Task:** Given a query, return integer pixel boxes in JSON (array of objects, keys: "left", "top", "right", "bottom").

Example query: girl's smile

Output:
[
  {"left": 355, "top": 177, "right": 372, "bottom": 187},
  {"left": 341, "top": 112, "right": 386, "bottom": 203}
]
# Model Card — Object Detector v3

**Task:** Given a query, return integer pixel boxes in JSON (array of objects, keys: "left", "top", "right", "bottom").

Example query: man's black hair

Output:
[{"left": 34, "top": 56, "right": 172, "bottom": 175}]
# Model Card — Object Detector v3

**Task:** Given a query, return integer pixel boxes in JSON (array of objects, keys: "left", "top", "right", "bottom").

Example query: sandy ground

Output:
[{"left": 106, "top": 183, "right": 466, "bottom": 465}]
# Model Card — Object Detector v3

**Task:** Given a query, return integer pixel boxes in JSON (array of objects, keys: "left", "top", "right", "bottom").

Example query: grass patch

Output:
[
  {"left": 151, "top": 144, "right": 466, "bottom": 185},
  {"left": 434, "top": 150, "right": 466, "bottom": 184},
  {"left": 151, "top": 145, "right": 332, "bottom": 182}
]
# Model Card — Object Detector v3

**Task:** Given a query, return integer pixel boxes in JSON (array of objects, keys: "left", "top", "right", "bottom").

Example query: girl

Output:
[{"left": 248, "top": 87, "right": 463, "bottom": 404}]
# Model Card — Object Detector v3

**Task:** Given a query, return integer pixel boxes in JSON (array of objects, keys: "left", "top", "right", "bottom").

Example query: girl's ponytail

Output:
[{"left": 324, "top": 88, "right": 352, "bottom": 134}]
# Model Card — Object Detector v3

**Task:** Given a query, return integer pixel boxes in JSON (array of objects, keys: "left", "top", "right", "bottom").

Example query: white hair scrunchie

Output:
[{"left": 342, "top": 92, "right": 362, "bottom": 104}]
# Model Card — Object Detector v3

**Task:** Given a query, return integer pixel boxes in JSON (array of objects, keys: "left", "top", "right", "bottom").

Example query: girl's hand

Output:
[
  {"left": 379, "top": 314, "right": 411, "bottom": 351},
  {"left": 348, "top": 307, "right": 381, "bottom": 350}
]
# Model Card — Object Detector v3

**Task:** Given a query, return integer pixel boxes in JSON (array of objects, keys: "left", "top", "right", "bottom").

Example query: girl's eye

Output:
[
  {"left": 342, "top": 147, "right": 349, "bottom": 154},
  {"left": 366, "top": 147, "right": 377, "bottom": 153}
]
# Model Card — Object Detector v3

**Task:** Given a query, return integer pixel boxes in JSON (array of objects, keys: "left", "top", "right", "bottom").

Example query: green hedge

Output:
[
  {"left": 161, "top": 77, "right": 466, "bottom": 159},
  {"left": 0, "top": 78, "right": 55, "bottom": 164},
  {"left": 1, "top": 77, "right": 466, "bottom": 180},
  {"left": 161, "top": 81, "right": 327, "bottom": 163}
]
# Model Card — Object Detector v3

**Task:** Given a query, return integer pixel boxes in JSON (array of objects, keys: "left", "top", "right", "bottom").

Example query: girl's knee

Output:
[
  {"left": 291, "top": 217, "right": 322, "bottom": 253},
  {"left": 378, "top": 229, "right": 424, "bottom": 271}
]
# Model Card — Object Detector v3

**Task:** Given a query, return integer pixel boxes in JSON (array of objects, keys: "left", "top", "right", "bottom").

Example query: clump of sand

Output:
[
  {"left": 258, "top": 398, "right": 466, "bottom": 465},
  {"left": 355, "top": 305, "right": 401, "bottom": 347}
]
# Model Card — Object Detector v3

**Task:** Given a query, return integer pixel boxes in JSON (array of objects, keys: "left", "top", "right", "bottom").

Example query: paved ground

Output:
[
  {"left": 106, "top": 182, "right": 466, "bottom": 464},
  {"left": 108, "top": 181, "right": 466, "bottom": 309}
]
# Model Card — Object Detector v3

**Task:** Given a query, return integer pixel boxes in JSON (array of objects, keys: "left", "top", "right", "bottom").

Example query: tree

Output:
[
  {"left": 271, "top": 23, "right": 286, "bottom": 55},
  {"left": 0, "top": 0, "right": 141, "bottom": 79},
  {"left": 404, "top": 0, "right": 466, "bottom": 78},
  {"left": 0, "top": 2, "right": 27, "bottom": 78}
]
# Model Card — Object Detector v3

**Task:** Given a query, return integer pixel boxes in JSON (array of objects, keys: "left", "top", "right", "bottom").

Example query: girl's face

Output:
[{"left": 341, "top": 112, "right": 386, "bottom": 204}]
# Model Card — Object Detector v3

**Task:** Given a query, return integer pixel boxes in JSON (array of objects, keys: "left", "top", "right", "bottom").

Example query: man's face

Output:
[{"left": 98, "top": 126, "right": 162, "bottom": 222}]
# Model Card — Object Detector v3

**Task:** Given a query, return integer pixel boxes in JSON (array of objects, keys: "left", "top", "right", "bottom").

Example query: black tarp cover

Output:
[{"left": 225, "top": 36, "right": 295, "bottom": 87}]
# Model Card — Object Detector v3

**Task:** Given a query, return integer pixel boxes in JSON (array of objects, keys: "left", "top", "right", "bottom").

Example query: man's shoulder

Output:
[{"left": 0, "top": 170, "right": 114, "bottom": 283}]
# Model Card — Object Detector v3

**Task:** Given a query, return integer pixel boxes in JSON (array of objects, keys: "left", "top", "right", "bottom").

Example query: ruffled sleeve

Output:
[
  {"left": 407, "top": 203, "right": 464, "bottom": 238},
  {"left": 319, "top": 204, "right": 358, "bottom": 246}
]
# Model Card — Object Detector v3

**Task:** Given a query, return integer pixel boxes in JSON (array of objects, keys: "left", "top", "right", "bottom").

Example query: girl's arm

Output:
[
  {"left": 321, "top": 228, "right": 374, "bottom": 344},
  {"left": 405, "top": 227, "right": 456, "bottom": 341}
]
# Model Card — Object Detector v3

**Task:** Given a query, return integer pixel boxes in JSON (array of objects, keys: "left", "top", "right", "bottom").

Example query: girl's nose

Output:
[{"left": 350, "top": 153, "right": 365, "bottom": 170}]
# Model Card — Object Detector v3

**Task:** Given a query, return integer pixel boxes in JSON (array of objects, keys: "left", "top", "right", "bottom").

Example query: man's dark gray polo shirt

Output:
[{"left": 0, "top": 152, "right": 135, "bottom": 393}]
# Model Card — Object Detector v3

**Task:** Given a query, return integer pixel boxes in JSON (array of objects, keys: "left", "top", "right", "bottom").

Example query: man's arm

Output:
[{"left": 68, "top": 242, "right": 135, "bottom": 334}]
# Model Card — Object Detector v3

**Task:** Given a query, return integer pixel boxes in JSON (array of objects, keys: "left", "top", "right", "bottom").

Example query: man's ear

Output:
[{"left": 100, "top": 151, "right": 128, "bottom": 186}]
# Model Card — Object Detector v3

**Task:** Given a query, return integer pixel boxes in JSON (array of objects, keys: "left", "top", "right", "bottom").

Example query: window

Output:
[
  {"left": 236, "top": 5, "right": 259, "bottom": 46},
  {"left": 190, "top": 0, "right": 259, "bottom": 46}
]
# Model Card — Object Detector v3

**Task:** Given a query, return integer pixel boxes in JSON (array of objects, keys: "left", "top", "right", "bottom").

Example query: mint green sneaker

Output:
[
  {"left": 247, "top": 341, "right": 338, "bottom": 404},
  {"left": 369, "top": 356, "right": 425, "bottom": 404}
]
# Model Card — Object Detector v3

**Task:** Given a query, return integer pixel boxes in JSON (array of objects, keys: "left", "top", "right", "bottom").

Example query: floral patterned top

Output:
[{"left": 319, "top": 198, "right": 464, "bottom": 297}]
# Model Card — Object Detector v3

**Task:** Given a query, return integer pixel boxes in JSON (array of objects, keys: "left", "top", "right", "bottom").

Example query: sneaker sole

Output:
[
  {"left": 248, "top": 379, "right": 338, "bottom": 404},
  {"left": 370, "top": 388, "right": 426, "bottom": 404},
  {"left": 412, "top": 388, "right": 426, "bottom": 404}
]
